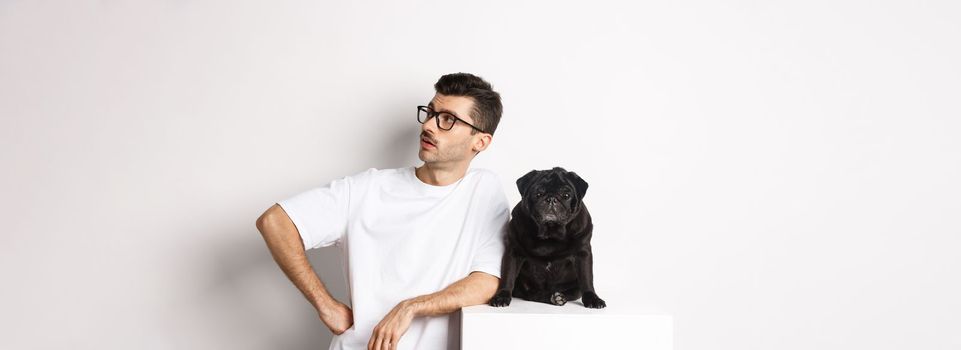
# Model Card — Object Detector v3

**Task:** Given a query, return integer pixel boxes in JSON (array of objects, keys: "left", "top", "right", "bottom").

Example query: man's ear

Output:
[
  {"left": 566, "top": 171, "right": 589, "bottom": 200},
  {"left": 472, "top": 133, "right": 492, "bottom": 153},
  {"left": 516, "top": 170, "right": 541, "bottom": 195}
]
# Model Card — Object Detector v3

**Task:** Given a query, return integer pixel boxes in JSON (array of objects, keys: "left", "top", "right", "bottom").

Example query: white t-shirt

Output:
[{"left": 276, "top": 165, "right": 510, "bottom": 350}]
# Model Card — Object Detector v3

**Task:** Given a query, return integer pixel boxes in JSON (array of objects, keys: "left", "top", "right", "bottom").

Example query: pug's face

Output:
[{"left": 516, "top": 167, "right": 588, "bottom": 238}]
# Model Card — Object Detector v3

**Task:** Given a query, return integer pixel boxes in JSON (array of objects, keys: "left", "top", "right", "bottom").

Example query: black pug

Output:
[{"left": 489, "top": 167, "right": 606, "bottom": 308}]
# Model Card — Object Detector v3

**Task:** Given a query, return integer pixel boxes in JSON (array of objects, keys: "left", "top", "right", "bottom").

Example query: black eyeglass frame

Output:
[{"left": 417, "top": 105, "right": 489, "bottom": 134}]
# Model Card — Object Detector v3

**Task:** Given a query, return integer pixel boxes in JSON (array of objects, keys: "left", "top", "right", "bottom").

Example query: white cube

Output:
[{"left": 460, "top": 298, "right": 673, "bottom": 349}]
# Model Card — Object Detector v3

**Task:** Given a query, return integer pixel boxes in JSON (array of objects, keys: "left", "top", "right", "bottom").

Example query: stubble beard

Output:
[{"left": 419, "top": 138, "right": 470, "bottom": 164}]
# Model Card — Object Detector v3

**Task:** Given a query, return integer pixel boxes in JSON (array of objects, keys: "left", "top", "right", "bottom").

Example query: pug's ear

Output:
[
  {"left": 566, "top": 171, "right": 589, "bottom": 200},
  {"left": 516, "top": 170, "right": 541, "bottom": 195}
]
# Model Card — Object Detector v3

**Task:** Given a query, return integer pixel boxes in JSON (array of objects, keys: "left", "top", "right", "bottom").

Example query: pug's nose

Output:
[{"left": 546, "top": 197, "right": 557, "bottom": 205}]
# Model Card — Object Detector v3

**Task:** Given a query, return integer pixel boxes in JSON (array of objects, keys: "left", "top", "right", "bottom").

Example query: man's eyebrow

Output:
[{"left": 427, "top": 102, "right": 460, "bottom": 118}]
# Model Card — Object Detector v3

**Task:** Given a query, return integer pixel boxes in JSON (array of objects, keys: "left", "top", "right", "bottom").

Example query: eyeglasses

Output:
[{"left": 417, "top": 105, "right": 488, "bottom": 133}]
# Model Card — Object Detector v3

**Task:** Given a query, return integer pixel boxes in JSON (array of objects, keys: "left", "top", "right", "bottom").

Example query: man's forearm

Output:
[
  {"left": 256, "top": 208, "right": 336, "bottom": 312},
  {"left": 404, "top": 271, "right": 499, "bottom": 317}
]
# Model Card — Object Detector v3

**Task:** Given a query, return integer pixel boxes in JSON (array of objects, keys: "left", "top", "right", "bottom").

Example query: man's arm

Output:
[
  {"left": 407, "top": 271, "right": 499, "bottom": 316},
  {"left": 256, "top": 203, "right": 354, "bottom": 334},
  {"left": 367, "top": 271, "right": 498, "bottom": 350}
]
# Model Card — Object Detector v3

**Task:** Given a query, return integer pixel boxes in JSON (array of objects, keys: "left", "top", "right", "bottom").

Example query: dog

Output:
[{"left": 489, "top": 167, "right": 606, "bottom": 308}]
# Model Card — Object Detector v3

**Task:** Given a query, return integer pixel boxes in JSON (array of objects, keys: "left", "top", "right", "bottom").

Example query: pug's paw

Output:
[
  {"left": 550, "top": 292, "right": 567, "bottom": 306},
  {"left": 489, "top": 290, "right": 512, "bottom": 307},
  {"left": 581, "top": 291, "right": 606, "bottom": 309}
]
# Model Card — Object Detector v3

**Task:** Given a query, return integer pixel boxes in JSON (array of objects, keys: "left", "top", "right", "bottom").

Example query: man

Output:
[{"left": 256, "top": 72, "right": 508, "bottom": 350}]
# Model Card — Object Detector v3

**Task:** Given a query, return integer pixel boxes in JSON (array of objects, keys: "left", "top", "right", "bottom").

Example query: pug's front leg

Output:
[
  {"left": 489, "top": 250, "right": 524, "bottom": 307},
  {"left": 575, "top": 247, "right": 606, "bottom": 309}
]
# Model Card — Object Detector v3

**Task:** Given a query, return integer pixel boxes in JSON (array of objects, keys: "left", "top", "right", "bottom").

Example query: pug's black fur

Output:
[{"left": 489, "top": 167, "right": 606, "bottom": 308}]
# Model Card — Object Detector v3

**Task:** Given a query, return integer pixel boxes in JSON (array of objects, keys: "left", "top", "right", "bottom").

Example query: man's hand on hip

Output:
[
  {"left": 368, "top": 300, "right": 416, "bottom": 350},
  {"left": 318, "top": 300, "right": 354, "bottom": 335}
]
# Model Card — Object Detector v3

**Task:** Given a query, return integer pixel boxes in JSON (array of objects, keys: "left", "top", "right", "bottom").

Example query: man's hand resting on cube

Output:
[
  {"left": 368, "top": 300, "right": 416, "bottom": 350},
  {"left": 367, "top": 271, "right": 498, "bottom": 350}
]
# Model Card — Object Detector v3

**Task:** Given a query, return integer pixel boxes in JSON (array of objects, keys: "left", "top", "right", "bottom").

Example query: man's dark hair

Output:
[{"left": 433, "top": 72, "right": 503, "bottom": 135}]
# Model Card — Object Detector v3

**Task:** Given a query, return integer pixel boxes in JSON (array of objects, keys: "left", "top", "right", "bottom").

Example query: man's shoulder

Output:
[
  {"left": 316, "top": 167, "right": 402, "bottom": 195},
  {"left": 348, "top": 166, "right": 505, "bottom": 189},
  {"left": 344, "top": 166, "right": 409, "bottom": 181},
  {"left": 468, "top": 167, "right": 502, "bottom": 179},
  {"left": 467, "top": 167, "right": 510, "bottom": 200},
  {"left": 466, "top": 167, "right": 504, "bottom": 186}
]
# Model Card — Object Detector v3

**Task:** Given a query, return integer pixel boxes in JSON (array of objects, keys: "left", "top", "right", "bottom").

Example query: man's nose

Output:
[{"left": 421, "top": 116, "right": 438, "bottom": 133}]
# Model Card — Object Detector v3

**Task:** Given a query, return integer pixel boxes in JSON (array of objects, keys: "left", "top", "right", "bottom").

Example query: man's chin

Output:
[
  {"left": 417, "top": 152, "right": 433, "bottom": 162},
  {"left": 418, "top": 154, "right": 441, "bottom": 163}
]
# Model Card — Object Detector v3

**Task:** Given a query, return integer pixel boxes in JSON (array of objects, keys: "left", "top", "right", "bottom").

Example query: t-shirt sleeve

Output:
[
  {"left": 469, "top": 174, "right": 511, "bottom": 279},
  {"left": 276, "top": 175, "right": 351, "bottom": 250}
]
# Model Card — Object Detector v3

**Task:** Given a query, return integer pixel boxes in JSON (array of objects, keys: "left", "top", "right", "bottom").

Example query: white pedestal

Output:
[{"left": 460, "top": 298, "right": 673, "bottom": 349}]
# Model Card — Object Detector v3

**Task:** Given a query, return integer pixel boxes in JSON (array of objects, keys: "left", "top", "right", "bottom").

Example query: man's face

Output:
[{"left": 418, "top": 93, "right": 483, "bottom": 164}]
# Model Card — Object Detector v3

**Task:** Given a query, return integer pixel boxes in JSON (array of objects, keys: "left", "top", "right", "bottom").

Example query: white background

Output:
[{"left": 2, "top": 0, "right": 959, "bottom": 349}]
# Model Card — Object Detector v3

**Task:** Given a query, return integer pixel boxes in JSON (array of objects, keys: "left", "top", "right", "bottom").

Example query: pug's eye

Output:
[
  {"left": 535, "top": 192, "right": 544, "bottom": 198},
  {"left": 561, "top": 193, "right": 570, "bottom": 199}
]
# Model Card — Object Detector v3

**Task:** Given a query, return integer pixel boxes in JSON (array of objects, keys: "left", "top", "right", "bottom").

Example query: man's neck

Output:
[{"left": 415, "top": 162, "right": 469, "bottom": 186}]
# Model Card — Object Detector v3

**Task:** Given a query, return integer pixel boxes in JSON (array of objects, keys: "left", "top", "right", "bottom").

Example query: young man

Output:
[{"left": 256, "top": 73, "right": 508, "bottom": 350}]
